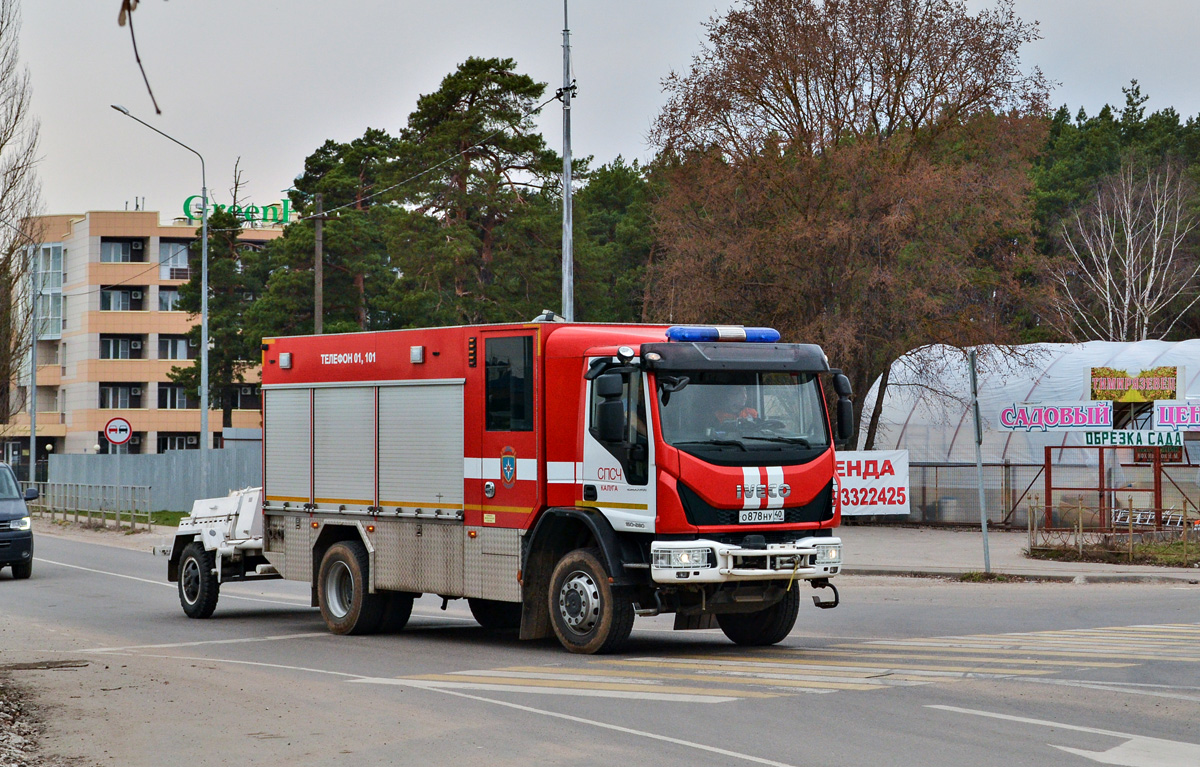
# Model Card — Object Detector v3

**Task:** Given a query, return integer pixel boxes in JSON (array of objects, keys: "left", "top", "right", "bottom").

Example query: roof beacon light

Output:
[{"left": 665, "top": 325, "right": 780, "bottom": 343}]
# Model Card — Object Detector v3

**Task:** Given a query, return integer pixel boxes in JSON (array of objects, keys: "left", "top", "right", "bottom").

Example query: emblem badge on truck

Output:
[
  {"left": 735, "top": 483, "right": 791, "bottom": 499},
  {"left": 501, "top": 446, "right": 517, "bottom": 488}
]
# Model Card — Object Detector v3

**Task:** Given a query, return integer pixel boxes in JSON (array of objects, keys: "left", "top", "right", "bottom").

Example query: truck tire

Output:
[
  {"left": 318, "top": 541, "right": 385, "bottom": 635},
  {"left": 716, "top": 586, "right": 800, "bottom": 646},
  {"left": 379, "top": 591, "right": 416, "bottom": 633},
  {"left": 178, "top": 541, "right": 219, "bottom": 618},
  {"left": 469, "top": 598, "right": 522, "bottom": 631},
  {"left": 11, "top": 561, "right": 32, "bottom": 580},
  {"left": 548, "top": 548, "right": 634, "bottom": 654}
]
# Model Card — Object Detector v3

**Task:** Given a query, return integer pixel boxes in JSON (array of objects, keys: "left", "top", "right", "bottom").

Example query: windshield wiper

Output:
[
  {"left": 743, "top": 435, "right": 813, "bottom": 447},
  {"left": 674, "top": 439, "right": 747, "bottom": 451}
]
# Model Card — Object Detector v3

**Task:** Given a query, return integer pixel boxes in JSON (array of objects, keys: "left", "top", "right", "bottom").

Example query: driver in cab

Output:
[{"left": 714, "top": 386, "right": 758, "bottom": 424}]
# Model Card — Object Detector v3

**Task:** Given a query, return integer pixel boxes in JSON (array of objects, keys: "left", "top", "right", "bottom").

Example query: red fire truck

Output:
[{"left": 170, "top": 319, "right": 853, "bottom": 654}]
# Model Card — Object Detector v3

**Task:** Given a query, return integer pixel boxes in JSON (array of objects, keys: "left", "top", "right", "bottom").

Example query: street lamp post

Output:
[{"left": 111, "top": 105, "right": 209, "bottom": 495}]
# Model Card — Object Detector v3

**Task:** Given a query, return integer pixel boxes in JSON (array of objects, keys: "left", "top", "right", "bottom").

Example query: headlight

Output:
[
  {"left": 814, "top": 544, "right": 841, "bottom": 564},
  {"left": 11, "top": 516, "right": 31, "bottom": 531},
  {"left": 653, "top": 548, "right": 712, "bottom": 569}
]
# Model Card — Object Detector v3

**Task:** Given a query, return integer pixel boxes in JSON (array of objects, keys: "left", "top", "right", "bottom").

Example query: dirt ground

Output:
[{"left": 30, "top": 517, "right": 173, "bottom": 553}]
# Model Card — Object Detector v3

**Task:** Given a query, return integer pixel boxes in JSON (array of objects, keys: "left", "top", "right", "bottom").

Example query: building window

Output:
[
  {"left": 99, "top": 335, "right": 145, "bottom": 360},
  {"left": 159, "top": 241, "right": 191, "bottom": 280},
  {"left": 33, "top": 244, "right": 63, "bottom": 340},
  {"left": 97, "top": 431, "right": 142, "bottom": 454},
  {"left": 99, "top": 383, "right": 143, "bottom": 409},
  {"left": 100, "top": 287, "right": 145, "bottom": 311},
  {"left": 228, "top": 385, "right": 261, "bottom": 410},
  {"left": 100, "top": 239, "right": 147, "bottom": 263},
  {"left": 158, "top": 335, "right": 195, "bottom": 360},
  {"left": 158, "top": 384, "right": 197, "bottom": 410},
  {"left": 159, "top": 287, "right": 180, "bottom": 311},
  {"left": 158, "top": 432, "right": 200, "bottom": 451}
]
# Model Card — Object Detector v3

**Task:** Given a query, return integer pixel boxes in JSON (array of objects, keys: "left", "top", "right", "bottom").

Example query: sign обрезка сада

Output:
[{"left": 835, "top": 450, "right": 909, "bottom": 516}]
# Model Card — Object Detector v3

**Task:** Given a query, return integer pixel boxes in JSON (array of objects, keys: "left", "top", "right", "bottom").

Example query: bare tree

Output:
[
  {"left": 1053, "top": 157, "right": 1200, "bottom": 341},
  {"left": 0, "top": 0, "right": 44, "bottom": 428}
]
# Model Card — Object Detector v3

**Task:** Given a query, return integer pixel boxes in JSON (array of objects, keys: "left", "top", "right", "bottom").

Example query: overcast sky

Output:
[{"left": 20, "top": 1, "right": 1200, "bottom": 220}]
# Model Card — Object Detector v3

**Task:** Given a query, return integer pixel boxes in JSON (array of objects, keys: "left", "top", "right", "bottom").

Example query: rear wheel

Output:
[
  {"left": 178, "top": 542, "right": 219, "bottom": 618},
  {"left": 317, "top": 541, "right": 384, "bottom": 635},
  {"left": 378, "top": 591, "right": 416, "bottom": 633},
  {"left": 716, "top": 586, "right": 800, "bottom": 646},
  {"left": 549, "top": 548, "right": 634, "bottom": 654},
  {"left": 469, "top": 598, "right": 522, "bottom": 630},
  {"left": 11, "top": 561, "right": 32, "bottom": 580}
]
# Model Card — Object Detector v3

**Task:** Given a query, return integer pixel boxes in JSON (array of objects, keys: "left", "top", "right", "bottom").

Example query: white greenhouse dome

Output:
[{"left": 858, "top": 340, "right": 1200, "bottom": 466}]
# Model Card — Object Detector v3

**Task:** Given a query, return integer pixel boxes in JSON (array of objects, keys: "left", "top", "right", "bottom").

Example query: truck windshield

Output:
[{"left": 657, "top": 371, "right": 829, "bottom": 465}]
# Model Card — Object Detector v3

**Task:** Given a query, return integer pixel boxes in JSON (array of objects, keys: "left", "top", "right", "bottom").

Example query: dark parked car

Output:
[{"left": 0, "top": 463, "right": 36, "bottom": 579}]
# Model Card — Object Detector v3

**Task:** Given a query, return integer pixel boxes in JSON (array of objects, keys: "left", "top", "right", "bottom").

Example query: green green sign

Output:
[{"left": 184, "top": 196, "right": 292, "bottom": 224}]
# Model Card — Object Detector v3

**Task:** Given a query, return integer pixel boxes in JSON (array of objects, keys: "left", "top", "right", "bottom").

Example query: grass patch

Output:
[
  {"left": 1029, "top": 539, "right": 1200, "bottom": 568},
  {"left": 150, "top": 510, "right": 188, "bottom": 527},
  {"left": 958, "top": 571, "right": 1025, "bottom": 583}
]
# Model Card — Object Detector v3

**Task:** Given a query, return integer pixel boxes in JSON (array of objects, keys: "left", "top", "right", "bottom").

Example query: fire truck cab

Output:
[{"left": 178, "top": 319, "right": 853, "bottom": 654}]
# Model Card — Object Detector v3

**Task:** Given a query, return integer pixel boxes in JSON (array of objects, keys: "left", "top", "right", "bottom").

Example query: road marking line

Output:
[
  {"left": 356, "top": 677, "right": 745, "bottom": 703},
  {"left": 358, "top": 681, "right": 806, "bottom": 765},
  {"left": 404, "top": 673, "right": 780, "bottom": 698},
  {"left": 1014, "top": 678, "right": 1200, "bottom": 703},
  {"left": 79, "top": 632, "right": 329, "bottom": 653},
  {"left": 608, "top": 656, "right": 1051, "bottom": 676},
  {"left": 856, "top": 640, "right": 1200, "bottom": 661},
  {"left": 778, "top": 650, "right": 1133, "bottom": 668},
  {"left": 494, "top": 666, "right": 893, "bottom": 690},
  {"left": 928, "top": 705, "right": 1200, "bottom": 767},
  {"left": 130, "top": 653, "right": 368, "bottom": 678}
]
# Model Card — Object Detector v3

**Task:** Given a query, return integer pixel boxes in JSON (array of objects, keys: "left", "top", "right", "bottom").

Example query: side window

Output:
[
  {"left": 589, "top": 369, "right": 649, "bottom": 486},
  {"left": 485, "top": 336, "right": 534, "bottom": 431}
]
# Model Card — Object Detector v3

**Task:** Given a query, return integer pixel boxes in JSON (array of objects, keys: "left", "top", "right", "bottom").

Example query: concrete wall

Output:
[{"left": 49, "top": 448, "right": 261, "bottom": 512}]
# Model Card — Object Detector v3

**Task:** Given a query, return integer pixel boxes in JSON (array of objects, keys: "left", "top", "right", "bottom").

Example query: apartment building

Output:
[{"left": 4, "top": 210, "right": 283, "bottom": 465}]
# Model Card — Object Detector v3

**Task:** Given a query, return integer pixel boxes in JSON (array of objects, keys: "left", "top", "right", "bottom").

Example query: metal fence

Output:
[
  {"left": 893, "top": 460, "right": 1200, "bottom": 529},
  {"left": 25, "top": 482, "right": 152, "bottom": 530}
]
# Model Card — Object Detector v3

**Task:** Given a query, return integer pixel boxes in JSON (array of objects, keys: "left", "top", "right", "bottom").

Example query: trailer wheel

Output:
[
  {"left": 468, "top": 598, "right": 522, "bottom": 631},
  {"left": 317, "top": 541, "right": 384, "bottom": 635},
  {"left": 379, "top": 591, "right": 416, "bottom": 633},
  {"left": 716, "top": 586, "right": 800, "bottom": 646},
  {"left": 548, "top": 548, "right": 634, "bottom": 654},
  {"left": 178, "top": 542, "right": 219, "bottom": 618}
]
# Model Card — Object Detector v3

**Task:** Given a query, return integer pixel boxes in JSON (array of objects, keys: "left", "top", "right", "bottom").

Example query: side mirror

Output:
[
  {"left": 24, "top": 487, "right": 39, "bottom": 501},
  {"left": 836, "top": 398, "right": 854, "bottom": 446},
  {"left": 594, "top": 373, "right": 624, "bottom": 399},
  {"left": 597, "top": 400, "right": 625, "bottom": 443},
  {"left": 833, "top": 374, "right": 852, "bottom": 398}
]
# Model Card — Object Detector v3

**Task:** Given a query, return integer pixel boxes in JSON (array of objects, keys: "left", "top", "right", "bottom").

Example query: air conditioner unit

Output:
[
  {"left": 241, "top": 387, "right": 252, "bottom": 396},
  {"left": 130, "top": 387, "right": 142, "bottom": 396},
  {"left": 186, "top": 435, "right": 198, "bottom": 445},
  {"left": 129, "top": 436, "right": 141, "bottom": 445},
  {"left": 130, "top": 340, "right": 142, "bottom": 350},
  {"left": 131, "top": 241, "right": 143, "bottom": 250},
  {"left": 131, "top": 290, "right": 143, "bottom": 299}
]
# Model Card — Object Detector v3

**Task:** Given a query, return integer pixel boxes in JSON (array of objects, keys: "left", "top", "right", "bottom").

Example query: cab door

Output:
[
  {"left": 581, "top": 361, "right": 656, "bottom": 533},
  {"left": 475, "top": 331, "right": 541, "bottom": 529}
]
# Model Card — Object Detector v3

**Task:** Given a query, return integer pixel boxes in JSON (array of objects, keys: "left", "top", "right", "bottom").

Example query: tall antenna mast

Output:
[{"left": 560, "top": 0, "right": 574, "bottom": 322}]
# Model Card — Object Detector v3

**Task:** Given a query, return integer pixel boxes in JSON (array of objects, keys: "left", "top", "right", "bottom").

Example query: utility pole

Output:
[
  {"left": 970, "top": 348, "right": 992, "bottom": 573},
  {"left": 28, "top": 245, "right": 36, "bottom": 483},
  {"left": 314, "top": 193, "right": 323, "bottom": 334},
  {"left": 560, "top": 0, "right": 574, "bottom": 322}
]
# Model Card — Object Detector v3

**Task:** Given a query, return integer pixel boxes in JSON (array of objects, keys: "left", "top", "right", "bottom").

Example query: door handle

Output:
[{"left": 484, "top": 481, "right": 496, "bottom": 498}]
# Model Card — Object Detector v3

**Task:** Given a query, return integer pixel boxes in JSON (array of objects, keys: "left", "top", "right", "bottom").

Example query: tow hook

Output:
[{"left": 810, "top": 578, "right": 839, "bottom": 609}]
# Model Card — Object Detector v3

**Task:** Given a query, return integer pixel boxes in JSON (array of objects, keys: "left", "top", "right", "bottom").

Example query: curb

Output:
[{"left": 842, "top": 567, "right": 1200, "bottom": 584}]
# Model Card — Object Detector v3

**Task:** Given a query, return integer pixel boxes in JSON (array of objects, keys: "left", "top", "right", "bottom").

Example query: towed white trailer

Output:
[{"left": 168, "top": 487, "right": 279, "bottom": 617}]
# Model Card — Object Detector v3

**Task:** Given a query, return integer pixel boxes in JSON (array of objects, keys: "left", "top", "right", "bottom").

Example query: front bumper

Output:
[
  {"left": 0, "top": 530, "right": 33, "bottom": 566},
  {"left": 650, "top": 536, "right": 841, "bottom": 584}
]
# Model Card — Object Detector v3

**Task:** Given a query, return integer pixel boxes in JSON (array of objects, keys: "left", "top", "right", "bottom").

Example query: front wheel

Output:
[
  {"left": 469, "top": 598, "right": 522, "bottom": 631},
  {"left": 548, "top": 548, "right": 634, "bottom": 654},
  {"left": 317, "top": 541, "right": 385, "bottom": 635},
  {"left": 11, "top": 560, "right": 32, "bottom": 580},
  {"left": 716, "top": 586, "right": 800, "bottom": 646},
  {"left": 178, "top": 542, "right": 219, "bottom": 618}
]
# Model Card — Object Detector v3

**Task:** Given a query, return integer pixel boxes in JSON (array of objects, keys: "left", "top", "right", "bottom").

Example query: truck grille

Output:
[{"left": 678, "top": 480, "right": 834, "bottom": 526}]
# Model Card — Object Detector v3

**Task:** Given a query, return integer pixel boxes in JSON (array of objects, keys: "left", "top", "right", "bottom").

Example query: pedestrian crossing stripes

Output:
[{"left": 373, "top": 622, "right": 1200, "bottom": 702}]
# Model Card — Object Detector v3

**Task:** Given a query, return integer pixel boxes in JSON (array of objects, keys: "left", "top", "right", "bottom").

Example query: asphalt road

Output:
[{"left": 2, "top": 534, "right": 1199, "bottom": 767}]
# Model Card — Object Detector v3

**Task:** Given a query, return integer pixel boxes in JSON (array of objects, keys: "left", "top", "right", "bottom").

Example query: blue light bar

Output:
[{"left": 665, "top": 325, "right": 781, "bottom": 343}]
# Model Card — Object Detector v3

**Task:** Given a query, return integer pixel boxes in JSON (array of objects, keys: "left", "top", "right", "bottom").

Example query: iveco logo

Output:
[{"left": 735, "top": 483, "right": 791, "bottom": 499}]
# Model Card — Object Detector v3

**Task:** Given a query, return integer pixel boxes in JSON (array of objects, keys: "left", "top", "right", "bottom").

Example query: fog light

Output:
[{"left": 653, "top": 548, "right": 712, "bottom": 568}]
